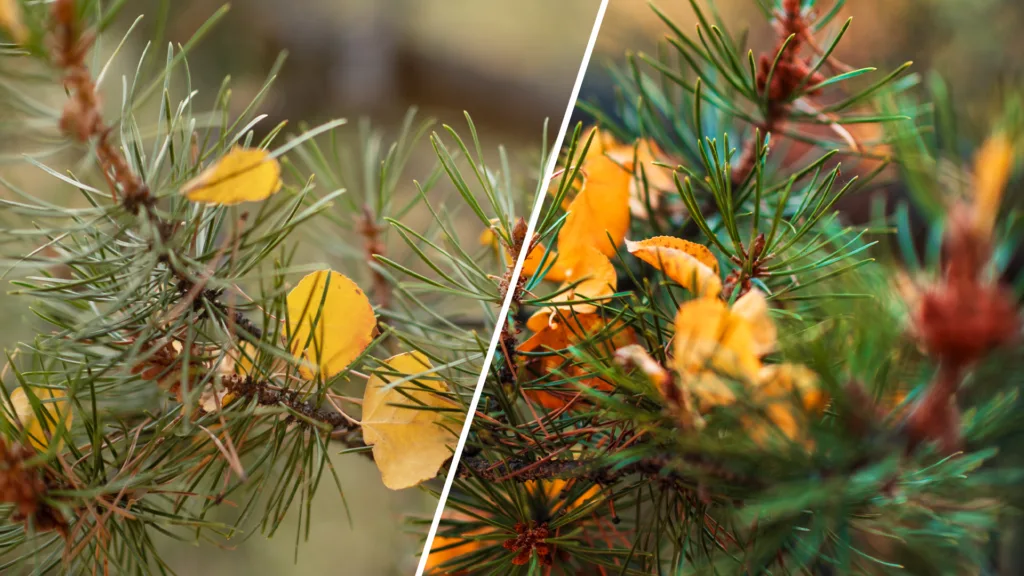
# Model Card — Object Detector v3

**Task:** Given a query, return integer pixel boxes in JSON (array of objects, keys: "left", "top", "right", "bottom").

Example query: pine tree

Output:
[
  {"left": 427, "top": 1, "right": 1023, "bottom": 574},
  {"left": 0, "top": 1, "right": 546, "bottom": 572}
]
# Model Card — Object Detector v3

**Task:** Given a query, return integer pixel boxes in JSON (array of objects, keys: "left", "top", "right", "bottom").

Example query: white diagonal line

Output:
[{"left": 413, "top": 1, "right": 611, "bottom": 573}]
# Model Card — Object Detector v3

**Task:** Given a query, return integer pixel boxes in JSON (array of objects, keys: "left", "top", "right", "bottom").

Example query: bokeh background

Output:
[{"left": 577, "top": 0, "right": 1024, "bottom": 139}]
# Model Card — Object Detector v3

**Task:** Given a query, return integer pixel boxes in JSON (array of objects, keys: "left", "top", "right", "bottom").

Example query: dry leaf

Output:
[
  {"left": 520, "top": 311, "right": 635, "bottom": 409},
  {"left": 747, "top": 364, "right": 825, "bottom": 444},
  {"left": 730, "top": 289, "right": 777, "bottom": 356},
  {"left": 426, "top": 535, "right": 483, "bottom": 575},
  {"left": 361, "top": 351, "right": 460, "bottom": 490},
  {"left": 287, "top": 270, "right": 376, "bottom": 380},
  {"left": 199, "top": 387, "right": 237, "bottom": 413},
  {"left": 524, "top": 478, "right": 602, "bottom": 513},
  {"left": 626, "top": 236, "right": 721, "bottom": 297},
  {"left": 673, "top": 297, "right": 761, "bottom": 408},
  {"left": 558, "top": 153, "right": 632, "bottom": 259},
  {"left": 9, "top": 387, "right": 72, "bottom": 451},
  {"left": 605, "top": 138, "right": 676, "bottom": 218},
  {"left": 547, "top": 246, "right": 617, "bottom": 316},
  {"left": 183, "top": 147, "right": 282, "bottom": 205},
  {"left": 972, "top": 133, "right": 1014, "bottom": 237},
  {"left": 521, "top": 244, "right": 574, "bottom": 282},
  {"left": 0, "top": 0, "right": 27, "bottom": 44}
]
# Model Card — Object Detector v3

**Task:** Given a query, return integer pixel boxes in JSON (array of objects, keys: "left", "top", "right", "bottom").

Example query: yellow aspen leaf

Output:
[
  {"left": 558, "top": 154, "right": 631, "bottom": 259},
  {"left": 730, "top": 289, "right": 777, "bottom": 356},
  {"left": 9, "top": 387, "right": 72, "bottom": 451},
  {"left": 287, "top": 270, "right": 376, "bottom": 380},
  {"left": 972, "top": 133, "right": 1014, "bottom": 237},
  {"left": 479, "top": 217, "right": 501, "bottom": 249},
  {"left": 548, "top": 246, "right": 617, "bottom": 316},
  {"left": 673, "top": 297, "right": 761, "bottom": 408},
  {"left": 0, "top": 0, "right": 27, "bottom": 44},
  {"left": 199, "top": 387, "right": 237, "bottom": 413},
  {"left": 361, "top": 351, "right": 461, "bottom": 490},
  {"left": 478, "top": 227, "right": 496, "bottom": 248},
  {"left": 182, "top": 147, "right": 282, "bottom": 205},
  {"left": 626, "top": 236, "right": 721, "bottom": 297}
]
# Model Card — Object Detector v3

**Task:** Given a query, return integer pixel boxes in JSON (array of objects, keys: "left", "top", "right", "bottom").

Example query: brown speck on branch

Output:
[{"left": 359, "top": 205, "right": 391, "bottom": 310}]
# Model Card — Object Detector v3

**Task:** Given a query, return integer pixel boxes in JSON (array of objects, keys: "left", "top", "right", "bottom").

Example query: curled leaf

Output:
[
  {"left": 287, "top": 270, "right": 376, "bottom": 379},
  {"left": 626, "top": 236, "right": 721, "bottom": 297},
  {"left": 747, "top": 364, "right": 825, "bottom": 444},
  {"left": 520, "top": 311, "right": 635, "bottom": 410},
  {"left": 183, "top": 147, "right": 282, "bottom": 205},
  {"left": 673, "top": 298, "right": 760, "bottom": 408},
  {"left": 521, "top": 245, "right": 573, "bottom": 282},
  {"left": 9, "top": 387, "right": 72, "bottom": 451},
  {"left": 730, "top": 288, "right": 777, "bottom": 356},
  {"left": 361, "top": 351, "right": 461, "bottom": 490},
  {"left": 605, "top": 138, "right": 676, "bottom": 218}
]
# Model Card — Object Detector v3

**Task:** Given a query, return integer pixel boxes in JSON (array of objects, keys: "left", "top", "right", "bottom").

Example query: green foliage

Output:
[{"left": 429, "top": 2, "right": 1024, "bottom": 575}]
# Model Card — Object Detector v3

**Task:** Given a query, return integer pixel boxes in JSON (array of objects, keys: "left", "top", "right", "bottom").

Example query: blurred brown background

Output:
[{"left": 579, "top": 0, "right": 1024, "bottom": 139}]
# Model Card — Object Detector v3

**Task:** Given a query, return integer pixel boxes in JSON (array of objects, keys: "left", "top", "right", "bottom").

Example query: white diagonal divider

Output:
[{"left": 413, "top": 1, "right": 611, "bottom": 573}]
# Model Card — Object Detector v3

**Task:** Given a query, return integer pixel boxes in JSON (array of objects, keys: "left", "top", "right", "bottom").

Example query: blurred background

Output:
[{"left": 577, "top": 0, "right": 1024, "bottom": 140}]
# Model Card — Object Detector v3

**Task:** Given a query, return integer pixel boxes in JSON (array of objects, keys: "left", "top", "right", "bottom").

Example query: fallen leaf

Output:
[
  {"left": 548, "top": 246, "right": 617, "bottom": 316},
  {"left": 746, "top": 363, "right": 825, "bottom": 445},
  {"left": 972, "top": 133, "right": 1014, "bottom": 237},
  {"left": 673, "top": 297, "right": 761, "bottom": 408},
  {"left": 626, "top": 236, "right": 721, "bottom": 297},
  {"left": 520, "top": 311, "right": 635, "bottom": 409},
  {"left": 605, "top": 138, "right": 676, "bottom": 218},
  {"left": 521, "top": 244, "right": 574, "bottom": 282},
  {"left": 425, "top": 535, "right": 483, "bottom": 576},
  {"left": 9, "top": 387, "right": 72, "bottom": 451},
  {"left": 183, "top": 147, "right": 282, "bottom": 205},
  {"left": 361, "top": 351, "right": 461, "bottom": 490},
  {"left": 558, "top": 153, "right": 632, "bottom": 259},
  {"left": 525, "top": 478, "right": 602, "bottom": 514},
  {"left": 730, "top": 288, "right": 777, "bottom": 356},
  {"left": 287, "top": 270, "right": 376, "bottom": 380}
]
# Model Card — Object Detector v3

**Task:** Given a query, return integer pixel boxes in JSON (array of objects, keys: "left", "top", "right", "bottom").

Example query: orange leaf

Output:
[
  {"left": 519, "top": 311, "right": 635, "bottom": 410},
  {"left": 558, "top": 154, "right": 631, "bottom": 259},
  {"left": 673, "top": 297, "right": 761, "bottom": 408},
  {"left": 547, "top": 246, "right": 617, "bottom": 316},
  {"left": 730, "top": 288, "right": 777, "bottom": 356},
  {"left": 973, "top": 133, "right": 1014, "bottom": 237},
  {"left": 626, "top": 236, "right": 721, "bottom": 297},
  {"left": 746, "top": 363, "right": 824, "bottom": 445},
  {"left": 521, "top": 245, "right": 574, "bottom": 282},
  {"left": 605, "top": 138, "right": 676, "bottom": 218}
]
